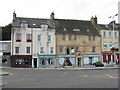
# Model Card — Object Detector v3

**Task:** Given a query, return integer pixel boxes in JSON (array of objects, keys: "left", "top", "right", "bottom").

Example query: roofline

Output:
[{"left": 17, "top": 17, "right": 49, "bottom": 20}]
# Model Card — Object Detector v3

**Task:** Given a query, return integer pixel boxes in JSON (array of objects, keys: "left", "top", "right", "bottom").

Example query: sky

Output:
[{"left": 0, "top": 0, "right": 119, "bottom": 26}]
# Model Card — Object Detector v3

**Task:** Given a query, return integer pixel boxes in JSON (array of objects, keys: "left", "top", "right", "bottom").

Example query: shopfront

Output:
[
  {"left": 2, "top": 52, "right": 11, "bottom": 66},
  {"left": 38, "top": 55, "right": 56, "bottom": 68},
  {"left": 83, "top": 54, "right": 100, "bottom": 65},
  {"left": 58, "top": 54, "right": 76, "bottom": 68},
  {"left": 10, "top": 55, "right": 32, "bottom": 68},
  {"left": 102, "top": 51, "right": 119, "bottom": 64}
]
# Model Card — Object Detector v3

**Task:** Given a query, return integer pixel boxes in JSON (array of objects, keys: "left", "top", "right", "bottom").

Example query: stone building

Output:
[
  {"left": 11, "top": 12, "right": 102, "bottom": 68},
  {"left": 55, "top": 19, "right": 101, "bottom": 67}
]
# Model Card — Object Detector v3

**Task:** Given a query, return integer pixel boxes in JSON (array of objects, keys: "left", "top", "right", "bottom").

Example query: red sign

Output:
[{"left": 78, "top": 51, "right": 82, "bottom": 55}]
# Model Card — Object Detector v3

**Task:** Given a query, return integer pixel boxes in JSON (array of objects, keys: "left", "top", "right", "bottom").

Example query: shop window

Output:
[
  {"left": 26, "top": 34, "right": 32, "bottom": 42},
  {"left": 47, "top": 58, "right": 54, "bottom": 65},
  {"left": 41, "top": 58, "right": 45, "bottom": 65},
  {"left": 25, "top": 59, "right": 29, "bottom": 65},
  {"left": 15, "top": 59, "right": 24, "bottom": 65},
  {"left": 16, "top": 33, "right": 21, "bottom": 42},
  {"left": 66, "top": 48, "right": 70, "bottom": 54},
  {"left": 71, "top": 47, "right": 74, "bottom": 53}
]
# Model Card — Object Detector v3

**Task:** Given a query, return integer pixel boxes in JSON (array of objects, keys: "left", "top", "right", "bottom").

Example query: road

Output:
[{"left": 1, "top": 68, "right": 119, "bottom": 88}]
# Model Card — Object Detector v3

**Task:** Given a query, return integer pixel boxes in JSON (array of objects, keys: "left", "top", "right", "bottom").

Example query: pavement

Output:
[
  {"left": 0, "top": 64, "right": 119, "bottom": 71},
  {"left": 0, "top": 65, "right": 119, "bottom": 76}
]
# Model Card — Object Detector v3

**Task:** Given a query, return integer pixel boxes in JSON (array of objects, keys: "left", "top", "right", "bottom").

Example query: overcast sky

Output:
[{"left": 0, "top": 0, "right": 119, "bottom": 26}]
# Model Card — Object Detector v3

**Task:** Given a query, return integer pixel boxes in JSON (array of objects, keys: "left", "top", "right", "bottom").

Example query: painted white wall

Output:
[{"left": 12, "top": 27, "right": 56, "bottom": 55}]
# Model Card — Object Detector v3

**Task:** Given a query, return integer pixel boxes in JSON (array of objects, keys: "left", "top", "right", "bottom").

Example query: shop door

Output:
[
  {"left": 78, "top": 58, "right": 81, "bottom": 66},
  {"left": 39, "top": 58, "right": 46, "bottom": 68},
  {"left": 34, "top": 58, "right": 37, "bottom": 68},
  {"left": 89, "top": 57, "right": 93, "bottom": 65}
]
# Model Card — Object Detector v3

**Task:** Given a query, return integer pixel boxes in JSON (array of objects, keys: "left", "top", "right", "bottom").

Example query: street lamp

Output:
[{"left": 109, "top": 14, "right": 118, "bottom": 66}]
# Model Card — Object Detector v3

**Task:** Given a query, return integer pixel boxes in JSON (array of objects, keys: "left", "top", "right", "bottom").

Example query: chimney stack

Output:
[
  {"left": 50, "top": 11, "right": 55, "bottom": 20},
  {"left": 91, "top": 15, "right": 97, "bottom": 25}
]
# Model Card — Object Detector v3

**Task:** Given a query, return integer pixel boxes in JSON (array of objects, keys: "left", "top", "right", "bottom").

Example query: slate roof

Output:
[
  {"left": 12, "top": 17, "right": 100, "bottom": 36},
  {"left": 12, "top": 17, "right": 55, "bottom": 29},
  {"left": 98, "top": 24, "right": 119, "bottom": 30},
  {"left": 54, "top": 19, "right": 100, "bottom": 36}
]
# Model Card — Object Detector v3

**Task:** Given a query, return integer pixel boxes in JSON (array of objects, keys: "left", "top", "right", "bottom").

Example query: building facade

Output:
[
  {"left": 55, "top": 19, "right": 101, "bottom": 67},
  {"left": 11, "top": 12, "right": 56, "bottom": 68},
  {"left": 98, "top": 23, "right": 119, "bottom": 64},
  {"left": 0, "top": 41, "right": 11, "bottom": 66}
]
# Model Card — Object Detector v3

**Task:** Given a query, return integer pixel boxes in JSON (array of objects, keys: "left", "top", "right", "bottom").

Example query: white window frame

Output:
[
  {"left": 40, "top": 47, "right": 44, "bottom": 54},
  {"left": 15, "top": 47, "right": 19, "bottom": 54},
  {"left": 50, "top": 47, "right": 54, "bottom": 54},
  {"left": 103, "top": 31, "right": 106, "bottom": 38},
  {"left": 109, "top": 31, "right": 112, "bottom": 38},
  {"left": 114, "top": 32, "right": 118, "bottom": 39},
  {"left": 2, "top": 44, "right": 8, "bottom": 50},
  {"left": 38, "top": 34, "right": 42, "bottom": 42},
  {"left": 21, "top": 23, "right": 26, "bottom": 30},
  {"left": 103, "top": 42, "right": 107, "bottom": 49},
  {"left": 109, "top": 42, "right": 113, "bottom": 49},
  {"left": 26, "top": 47, "right": 30, "bottom": 54},
  {"left": 48, "top": 35, "right": 51, "bottom": 42}
]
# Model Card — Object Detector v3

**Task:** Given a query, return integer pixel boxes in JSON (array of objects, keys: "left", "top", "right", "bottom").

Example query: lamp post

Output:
[{"left": 109, "top": 14, "right": 118, "bottom": 66}]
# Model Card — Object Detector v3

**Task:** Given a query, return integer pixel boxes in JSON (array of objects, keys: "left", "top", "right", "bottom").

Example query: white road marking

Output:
[
  {"left": 106, "top": 74, "right": 118, "bottom": 79},
  {"left": 80, "top": 71, "right": 87, "bottom": 77}
]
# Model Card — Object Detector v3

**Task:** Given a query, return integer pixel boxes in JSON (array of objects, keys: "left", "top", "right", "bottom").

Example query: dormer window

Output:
[
  {"left": 21, "top": 23, "right": 26, "bottom": 30},
  {"left": 40, "top": 24, "right": 48, "bottom": 30},
  {"left": 87, "top": 29, "right": 90, "bottom": 32},
  {"left": 63, "top": 28, "right": 67, "bottom": 31},
  {"left": 73, "top": 29, "right": 80, "bottom": 31}
]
